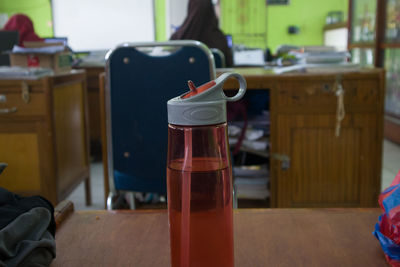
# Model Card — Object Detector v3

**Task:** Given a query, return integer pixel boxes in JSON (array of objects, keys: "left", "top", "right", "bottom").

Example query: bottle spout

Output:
[
  {"left": 182, "top": 80, "right": 217, "bottom": 99},
  {"left": 167, "top": 72, "right": 247, "bottom": 126},
  {"left": 188, "top": 80, "right": 197, "bottom": 92}
]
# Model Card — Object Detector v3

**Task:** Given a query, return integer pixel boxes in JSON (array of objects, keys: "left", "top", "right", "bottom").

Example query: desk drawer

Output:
[
  {"left": 0, "top": 91, "right": 46, "bottom": 117},
  {"left": 277, "top": 78, "right": 379, "bottom": 112}
]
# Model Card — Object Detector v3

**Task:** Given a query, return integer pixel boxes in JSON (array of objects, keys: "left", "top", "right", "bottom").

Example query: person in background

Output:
[
  {"left": 3, "top": 14, "right": 43, "bottom": 47},
  {"left": 170, "top": 0, "right": 233, "bottom": 67}
]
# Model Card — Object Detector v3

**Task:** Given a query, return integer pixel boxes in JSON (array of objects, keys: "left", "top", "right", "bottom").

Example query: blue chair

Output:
[
  {"left": 211, "top": 48, "right": 226, "bottom": 68},
  {"left": 104, "top": 41, "right": 216, "bottom": 209}
]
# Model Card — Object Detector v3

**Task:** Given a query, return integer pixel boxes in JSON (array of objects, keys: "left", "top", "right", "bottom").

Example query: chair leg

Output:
[
  {"left": 127, "top": 192, "right": 136, "bottom": 210},
  {"left": 84, "top": 177, "right": 92, "bottom": 206},
  {"left": 233, "top": 184, "right": 238, "bottom": 209},
  {"left": 107, "top": 192, "right": 115, "bottom": 210}
]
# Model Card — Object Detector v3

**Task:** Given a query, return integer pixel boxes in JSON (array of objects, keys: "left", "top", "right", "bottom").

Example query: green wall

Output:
[
  {"left": 266, "top": 0, "right": 348, "bottom": 52},
  {"left": 0, "top": 0, "right": 53, "bottom": 37},
  {"left": 155, "top": 0, "right": 167, "bottom": 41},
  {"left": 0, "top": 0, "right": 348, "bottom": 51},
  {"left": 220, "top": 0, "right": 348, "bottom": 52}
]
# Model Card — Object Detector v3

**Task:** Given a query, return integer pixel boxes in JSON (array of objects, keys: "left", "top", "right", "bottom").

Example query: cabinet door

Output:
[
  {"left": 272, "top": 113, "right": 380, "bottom": 208},
  {"left": 0, "top": 120, "right": 55, "bottom": 200},
  {"left": 53, "top": 81, "right": 89, "bottom": 199}
]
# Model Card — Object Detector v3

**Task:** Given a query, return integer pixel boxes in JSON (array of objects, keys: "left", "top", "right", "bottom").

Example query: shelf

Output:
[
  {"left": 381, "top": 43, "right": 400, "bottom": 48},
  {"left": 239, "top": 146, "right": 269, "bottom": 158},
  {"left": 349, "top": 0, "right": 377, "bottom": 45},
  {"left": 348, "top": 43, "right": 375, "bottom": 49},
  {"left": 323, "top": 22, "right": 348, "bottom": 31},
  {"left": 385, "top": 113, "right": 400, "bottom": 121}
]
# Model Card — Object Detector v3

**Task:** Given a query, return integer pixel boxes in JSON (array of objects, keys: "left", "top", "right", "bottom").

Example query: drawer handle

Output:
[
  {"left": 271, "top": 153, "right": 290, "bottom": 170},
  {"left": 0, "top": 107, "right": 17, "bottom": 114}
]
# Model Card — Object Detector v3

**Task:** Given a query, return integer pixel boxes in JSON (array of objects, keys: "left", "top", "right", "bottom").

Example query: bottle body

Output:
[{"left": 167, "top": 123, "right": 234, "bottom": 267}]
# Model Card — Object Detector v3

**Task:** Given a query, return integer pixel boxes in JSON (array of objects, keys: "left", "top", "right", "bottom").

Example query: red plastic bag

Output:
[{"left": 374, "top": 171, "right": 400, "bottom": 266}]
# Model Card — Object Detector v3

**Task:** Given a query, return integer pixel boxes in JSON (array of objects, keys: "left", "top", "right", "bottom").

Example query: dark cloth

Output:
[
  {"left": 0, "top": 208, "right": 56, "bottom": 267},
  {"left": 0, "top": 187, "right": 55, "bottom": 237},
  {"left": 3, "top": 14, "right": 43, "bottom": 47},
  {"left": 0, "top": 188, "right": 56, "bottom": 266},
  {"left": 170, "top": 0, "right": 233, "bottom": 67}
]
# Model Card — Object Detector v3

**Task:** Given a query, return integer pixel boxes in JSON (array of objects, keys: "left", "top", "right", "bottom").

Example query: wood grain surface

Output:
[
  {"left": 269, "top": 69, "right": 384, "bottom": 208},
  {"left": 75, "top": 66, "right": 105, "bottom": 144},
  {"left": 52, "top": 208, "right": 387, "bottom": 267},
  {"left": 0, "top": 71, "right": 90, "bottom": 205}
]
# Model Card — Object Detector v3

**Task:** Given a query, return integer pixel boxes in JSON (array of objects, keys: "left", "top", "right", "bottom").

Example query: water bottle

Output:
[{"left": 166, "top": 72, "right": 247, "bottom": 267}]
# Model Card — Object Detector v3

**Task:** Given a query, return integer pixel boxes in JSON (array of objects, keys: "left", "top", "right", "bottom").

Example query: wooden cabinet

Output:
[
  {"left": 74, "top": 66, "right": 105, "bottom": 154},
  {"left": 270, "top": 70, "right": 385, "bottom": 207},
  {"left": 0, "top": 71, "right": 91, "bottom": 205}
]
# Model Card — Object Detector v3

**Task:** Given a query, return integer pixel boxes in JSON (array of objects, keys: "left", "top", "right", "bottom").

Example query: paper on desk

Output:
[
  {"left": 0, "top": 66, "right": 54, "bottom": 79},
  {"left": 245, "top": 128, "right": 264, "bottom": 141},
  {"left": 235, "top": 187, "right": 270, "bottom": 199},
  {"left": 272, "top": 62, "right": 360, "bottom": 74},
  {"left": 235, "top": 177, "right": 268, "bottom": 186},
  {"left": 242, "top": 139, "right": 268, "bottom": 150},
  {"left": 78, "top": 50, "right": 108, "bottom": 67},
  {"left": 228, "top": 126, "right": 264, "bottom": 139},
  {"left": 233, "top": 164, "right": 269, "bottom": 177},
  {"left": 228, "top": 125, "right": 242, "bottom": 137},
  {"left": 12, "top": 45, "right": 65, "bottom": 54}
]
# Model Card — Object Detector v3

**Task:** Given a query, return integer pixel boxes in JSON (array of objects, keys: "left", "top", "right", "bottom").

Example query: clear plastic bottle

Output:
[{"left": 166, "top": 73, "right": 247, "bottom": 267}]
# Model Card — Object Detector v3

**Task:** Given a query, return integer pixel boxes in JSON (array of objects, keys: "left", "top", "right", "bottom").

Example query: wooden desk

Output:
[
  {"left": 222, "top": 68, "right": 385, "bottom": 208},
  {"left": 99, "top": 68, "right": 385, "bottom": 208},
  {"left": 75, "top": 66, "right": 105, "bottom": 151},
  {"left": 0, "top": 70, "right": 91, "bottom": 205},
  {"left": 52, "top": 208, "right": 386, "bottom": 266}
]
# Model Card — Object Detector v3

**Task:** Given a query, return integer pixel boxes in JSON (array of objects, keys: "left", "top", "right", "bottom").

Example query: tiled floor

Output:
[
  {"left": 381, "top": 139, "right": 400, "bottom": 190},
  {"left": 66, "top": 161, "right": 105, "bottom": 210},
  {"left": 67, "top": 139, "right": 400, "bottom": 210}
]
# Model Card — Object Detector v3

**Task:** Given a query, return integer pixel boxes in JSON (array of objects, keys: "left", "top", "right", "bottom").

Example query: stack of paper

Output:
[
  {"left": 234, "top": 165, "right": 269, "bottom": 200},
  {"left": 228, "top": 110, "right": 270, "bottom": 155},
  {"left": 12, "top": 45, "right": 65, "bottom": 54},
  {"left": 288, "top": 46, "right": 350, "bottom": 65},
  {"left": 272, "top": 62, "right": 360, "bottom": 74},
  {"left": 0, "top": 66, "right": 53, "bottom": 79},
  {"left": 77, "top": 50, "right": 108, "bottom": 67}
]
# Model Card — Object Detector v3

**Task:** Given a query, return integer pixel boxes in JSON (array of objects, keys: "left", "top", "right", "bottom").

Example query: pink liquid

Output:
[{"left": 167, "top": 158, "right": 234, "bottom": 267}]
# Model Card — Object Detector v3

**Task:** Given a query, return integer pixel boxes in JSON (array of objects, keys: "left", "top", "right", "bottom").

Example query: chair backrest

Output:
[
  {"left": 211, "top": 48, "right": 226, "bottom": 68},
  {"left": 105, "top": 41, "right": 216, "bottom": 194}
]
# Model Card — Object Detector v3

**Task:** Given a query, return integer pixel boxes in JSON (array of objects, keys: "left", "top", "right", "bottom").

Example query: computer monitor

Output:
[{"left": 0, "top": 31, "right": 19, "bottom": 66}]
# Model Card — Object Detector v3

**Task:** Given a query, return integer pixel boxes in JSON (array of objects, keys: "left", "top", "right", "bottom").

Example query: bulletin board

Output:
[{"left": 52, "top": 0, "right": 155, "bottom": 51}]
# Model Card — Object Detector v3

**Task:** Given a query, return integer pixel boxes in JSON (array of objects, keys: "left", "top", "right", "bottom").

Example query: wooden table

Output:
[{"left": 52, "top": 207, "right": 386, "bottom": 266}]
